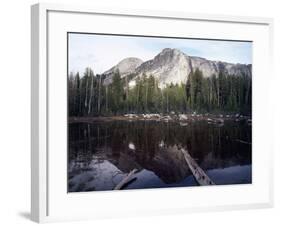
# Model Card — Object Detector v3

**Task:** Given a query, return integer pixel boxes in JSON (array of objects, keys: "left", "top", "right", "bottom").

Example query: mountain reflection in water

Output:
[{"left": 68, "top": 120, "right": 251, "bottom": 192}]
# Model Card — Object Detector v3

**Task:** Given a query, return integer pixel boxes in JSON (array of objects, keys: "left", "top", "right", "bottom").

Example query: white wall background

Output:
[{"left": 0, "top": 0, "right": 280, "bottom": 225}]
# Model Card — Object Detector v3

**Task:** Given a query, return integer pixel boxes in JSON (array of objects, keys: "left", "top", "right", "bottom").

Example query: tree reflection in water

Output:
[{"left": 68, "top": 120, "right": 251, "bottom": 192}]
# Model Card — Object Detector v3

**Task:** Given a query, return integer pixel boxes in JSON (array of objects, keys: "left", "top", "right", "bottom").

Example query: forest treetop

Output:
[{"left": 68, "top": 67, "right": 252, "bottom": 117}]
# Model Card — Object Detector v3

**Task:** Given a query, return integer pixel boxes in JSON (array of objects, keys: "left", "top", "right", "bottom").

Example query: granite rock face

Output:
[
  {"left": 103, "top": 57, "right": 143, "bottom": 85},
  {"left": 103, "top": 48, "right": 251, "bottom": 88},
  {"left": 134, "top": 48, "right": 191, "bottom": 88}
]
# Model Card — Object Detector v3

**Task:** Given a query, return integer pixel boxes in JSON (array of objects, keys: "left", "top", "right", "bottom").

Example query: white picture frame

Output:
[{"left": 31, "top": 3, "right": 274, "bottom": 223}]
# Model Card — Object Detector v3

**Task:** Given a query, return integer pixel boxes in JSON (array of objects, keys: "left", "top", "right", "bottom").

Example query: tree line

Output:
[{"left": 68, "top": 67, "right": 251, "bottom": 116}]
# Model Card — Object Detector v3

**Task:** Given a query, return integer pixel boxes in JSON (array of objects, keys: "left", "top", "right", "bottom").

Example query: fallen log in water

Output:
[
  {"left": 181, "top": 149, "right": 215, "bottom": 186},
  {"left": 114, "top": 169, "right": 138, "bottom": 190}
]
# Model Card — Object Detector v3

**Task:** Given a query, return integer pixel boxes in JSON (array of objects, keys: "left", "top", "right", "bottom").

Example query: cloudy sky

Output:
[{"left": 68, "top": 33, "right": 252, "bottom": 75}]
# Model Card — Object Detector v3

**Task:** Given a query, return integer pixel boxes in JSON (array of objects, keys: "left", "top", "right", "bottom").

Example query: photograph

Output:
[{"left": 67, "top": 33, "right": 252, "bottom": 192}]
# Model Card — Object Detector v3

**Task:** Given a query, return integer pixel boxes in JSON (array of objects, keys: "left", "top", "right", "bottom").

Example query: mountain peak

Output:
[
  {"left": 103, "top": 48, "right": 251, "bottom": 88},
  {"left": 104, "top": 57, "right": 143, "bottom": 75},
  {"left": 153, "top": 48, "right": 186, "bottom": 65},
  {"left": 103, "top": 57, "right": 143, "bottom": 85},
  {"left": 159, "top": 48, "right": 182, "bottom": 55}
]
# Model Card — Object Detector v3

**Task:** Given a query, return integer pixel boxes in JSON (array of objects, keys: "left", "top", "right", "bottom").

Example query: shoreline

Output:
[{"left": 68, "top": 113, "right": 252, "bottom": 124}]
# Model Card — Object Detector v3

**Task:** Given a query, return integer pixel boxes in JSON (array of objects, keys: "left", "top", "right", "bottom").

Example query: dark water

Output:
[{"left": 68, "top": 119, "right": 252, "bottom": 192}]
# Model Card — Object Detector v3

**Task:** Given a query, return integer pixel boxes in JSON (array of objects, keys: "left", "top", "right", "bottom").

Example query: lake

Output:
[{"left": 68, "top": 119, "right": 252, "bottom": 192}]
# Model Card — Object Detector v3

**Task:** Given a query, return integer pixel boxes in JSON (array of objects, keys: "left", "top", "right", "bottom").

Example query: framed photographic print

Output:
[{"left": 31, "top": 3, "right": 274, "bottom": 223}]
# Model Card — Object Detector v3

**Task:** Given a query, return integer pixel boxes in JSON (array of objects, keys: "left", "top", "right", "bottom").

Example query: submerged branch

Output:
[
  {"left": 181, "top": 148, "right": 215, "bottom": 186},
  {"left": 114, "top": 169, "right": 138, "bottom": 190},
  {"left": 236, "top": 139, "right": 251, "bottom": 145}
]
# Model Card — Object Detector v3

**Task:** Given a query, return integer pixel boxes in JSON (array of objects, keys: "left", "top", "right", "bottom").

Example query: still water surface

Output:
[{"left": 68, "top": 120, "right": 251, "bottom": 192}]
